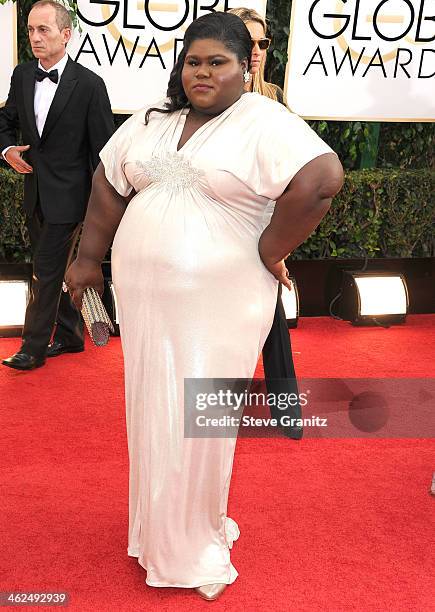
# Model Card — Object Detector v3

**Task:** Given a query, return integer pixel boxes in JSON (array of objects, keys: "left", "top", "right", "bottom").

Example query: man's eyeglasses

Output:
[{"left": 251, "top": 38, "right": 271, "bottom": 51}]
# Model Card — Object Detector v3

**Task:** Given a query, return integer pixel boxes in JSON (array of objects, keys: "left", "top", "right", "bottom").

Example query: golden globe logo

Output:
[
  {"left": 73, "top": 0, "right": 236, "bottom": 67},
  {"left": 303, "top": 0, "right": 435, "bottom": 78}
]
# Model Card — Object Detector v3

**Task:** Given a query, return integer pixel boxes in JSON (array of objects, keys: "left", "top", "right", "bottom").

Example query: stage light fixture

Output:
[
  {"left": 280, "top": 276, "right": 299, "bottom": 328},
  {"left": 339, "top": 271, "right": 408, "bottom": 326},
  {"left": 0, "top": 279, "right": 30, "bottom": 336}
]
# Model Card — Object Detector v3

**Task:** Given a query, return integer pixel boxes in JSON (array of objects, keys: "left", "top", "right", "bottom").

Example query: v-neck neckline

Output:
[
  {"left": 174, "top": 93, "right": 251, "bottom": 153},
  {"left": 175, "top": 108, "right": 209, "bottom": 153}
]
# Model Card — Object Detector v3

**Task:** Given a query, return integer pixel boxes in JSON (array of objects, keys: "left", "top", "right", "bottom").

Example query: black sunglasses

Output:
[{"left": 251, "top": 37, "right": 271, "bottom": 50}]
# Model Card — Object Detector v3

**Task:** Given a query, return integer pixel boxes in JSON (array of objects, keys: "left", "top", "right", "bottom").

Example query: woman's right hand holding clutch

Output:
[
  {"left": 64, "top": 258, "right": 104, "bottom": 311},
  {"left": 62, "top": 164, "right": 133, "bottom": 311}
]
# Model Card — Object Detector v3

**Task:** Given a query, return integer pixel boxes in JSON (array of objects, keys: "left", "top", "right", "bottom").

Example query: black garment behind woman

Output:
[{"left": 262, "top": 284, "right": 303, "bottom": 439}]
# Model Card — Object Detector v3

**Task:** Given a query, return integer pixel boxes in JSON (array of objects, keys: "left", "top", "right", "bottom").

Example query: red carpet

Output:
[{"left": 1, "top": 315, "right": 434, "bottom": 611}]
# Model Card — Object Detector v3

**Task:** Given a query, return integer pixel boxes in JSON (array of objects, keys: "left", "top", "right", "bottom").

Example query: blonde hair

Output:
[{"left": 228, "top": 7, "right": 282, "bottom": 103}]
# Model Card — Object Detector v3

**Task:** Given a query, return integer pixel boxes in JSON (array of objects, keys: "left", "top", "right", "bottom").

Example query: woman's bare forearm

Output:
[
  {"left": 259, "top": 189, "right": 332, "bottom": 263},
  {"left": 77, "top": 163, "right": 131, "bottom": 264},
  {"left": 259, "top": 153, "right": 344, "bottom": 264}
]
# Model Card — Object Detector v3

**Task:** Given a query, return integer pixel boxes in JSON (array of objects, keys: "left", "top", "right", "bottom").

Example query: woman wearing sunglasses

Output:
[
  {"left": 229, "top": 7, "right": 302, "bottom": 439},
  {"left": 228, "top": 7, "right": 284, "bottom": 103}
]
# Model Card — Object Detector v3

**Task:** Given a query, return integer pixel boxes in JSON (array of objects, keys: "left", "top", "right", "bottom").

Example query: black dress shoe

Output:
[
  {"left": 2, "top": 352, "right": 45, "bottom": 370},
  {"left": 46, "top": 340, "right": 84, "bottom": 358}
]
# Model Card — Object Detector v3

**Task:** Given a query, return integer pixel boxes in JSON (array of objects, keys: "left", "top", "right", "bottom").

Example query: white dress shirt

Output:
[
  {"left": 2, "top": 53, "right": 69, "bottom": 158},
  {"left": 34, "top": 53, "right": 69, "bottom": 136}
]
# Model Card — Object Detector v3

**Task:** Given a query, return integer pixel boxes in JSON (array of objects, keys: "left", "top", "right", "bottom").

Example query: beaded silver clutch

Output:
[{"left": 81, "top": 287, "right": 114, "bottom": 347}]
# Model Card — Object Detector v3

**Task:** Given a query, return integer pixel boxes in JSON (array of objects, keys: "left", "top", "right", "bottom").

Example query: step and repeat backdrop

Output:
[
  {"left": 284, "top": 0, "right": 435, "bottom": 121},
  {"left": 1, "top": 0, "right": 434, "bottom": 118}
]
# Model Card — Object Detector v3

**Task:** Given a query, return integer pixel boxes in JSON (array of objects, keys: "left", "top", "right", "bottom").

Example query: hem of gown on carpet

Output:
[{"left": 126, "top": 516, "right": 240, "bottom": 588}]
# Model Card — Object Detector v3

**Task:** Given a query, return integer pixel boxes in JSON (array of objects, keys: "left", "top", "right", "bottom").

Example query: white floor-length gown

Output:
[{"left": 99, "top": 92, "right": 334, "bottom": 587}]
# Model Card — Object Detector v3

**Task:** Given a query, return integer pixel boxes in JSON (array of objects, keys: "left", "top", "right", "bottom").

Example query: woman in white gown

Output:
[{"left": 66, "top": 12, "right": 343, "bottom": 601}]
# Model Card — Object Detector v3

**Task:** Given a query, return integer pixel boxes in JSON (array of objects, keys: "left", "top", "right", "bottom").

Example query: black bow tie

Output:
[{"left": 35, "top": 67, "right": 59, "bottom": 84}]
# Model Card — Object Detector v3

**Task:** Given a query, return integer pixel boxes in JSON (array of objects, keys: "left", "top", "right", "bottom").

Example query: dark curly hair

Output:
[{"left": 144, "top": 11, "right": 252, "bottom": 124}]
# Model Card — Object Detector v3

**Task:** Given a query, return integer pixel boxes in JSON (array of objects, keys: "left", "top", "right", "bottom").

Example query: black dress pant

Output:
[
  {"left": 21, "top": 203, "right": 84, "bottom": 358},
  {"left": 262, "top": 284, "right": 303, "bottom": 438}
]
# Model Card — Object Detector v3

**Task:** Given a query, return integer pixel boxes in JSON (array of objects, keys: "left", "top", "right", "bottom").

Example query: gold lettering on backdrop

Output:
[
  {"left": 334, "top": 0, "right": 428, "bottom": 65},
  {"left": 101, "top": 1, "right": 187, "bottom": 56},
  {"left": 369, "top": 15, "right": 404, "bottom": 23},
  {"left": 141, "top": 3, "right": 179, "bottom": 11},
  {"left": 365, "top": 14, "right": 429, "bottom": 47}
]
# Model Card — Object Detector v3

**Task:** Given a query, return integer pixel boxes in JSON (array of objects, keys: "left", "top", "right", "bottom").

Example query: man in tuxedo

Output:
[{"left": 0, "top": 0, "right": 114, "bottom": 370}]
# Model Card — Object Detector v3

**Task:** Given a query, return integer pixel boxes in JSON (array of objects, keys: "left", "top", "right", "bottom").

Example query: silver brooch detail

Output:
[{"left": 135, "top": 152, "right": 204, "bottom": 192}]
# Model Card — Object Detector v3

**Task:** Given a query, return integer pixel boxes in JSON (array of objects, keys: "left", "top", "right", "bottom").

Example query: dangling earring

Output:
[{"left": 243, "top": 70, "right": 251, "bottom": 83}]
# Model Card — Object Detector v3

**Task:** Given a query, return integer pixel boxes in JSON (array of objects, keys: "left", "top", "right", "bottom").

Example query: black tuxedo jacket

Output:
[{"left": 0, "top": 57, "right": 115, "bottom": 223}]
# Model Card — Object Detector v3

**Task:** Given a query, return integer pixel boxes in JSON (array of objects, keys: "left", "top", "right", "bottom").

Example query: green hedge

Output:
[
  {"left": 293, "top": 169, "right": 434, "bottom": 259},
  {"left": 0, "top": 166, "right": 29, "bottom": 262},
  {"left": 1, "top": 166, "right": 433, "bottom": 263}
]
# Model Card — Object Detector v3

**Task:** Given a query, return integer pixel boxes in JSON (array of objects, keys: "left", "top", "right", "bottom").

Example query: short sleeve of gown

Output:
[
  {"left": 256, "top": 105, "right": 336, "bottom": 201},
  {"left": 99, "top": 111, "right": 146, "bottom": 197}
]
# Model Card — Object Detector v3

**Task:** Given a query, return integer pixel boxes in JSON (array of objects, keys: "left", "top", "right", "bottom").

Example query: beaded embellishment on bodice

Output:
[{"left": 135, "top": 152, "right": 204, "bottom": 192}]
